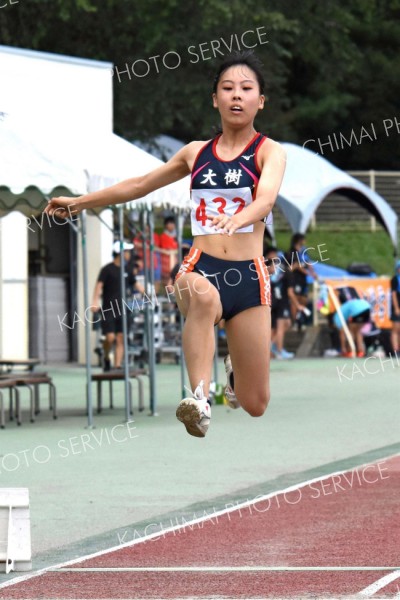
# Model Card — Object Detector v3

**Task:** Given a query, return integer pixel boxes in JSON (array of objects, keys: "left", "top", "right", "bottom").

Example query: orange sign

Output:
[{"left": 325, "top": 278, "right": 392, "bottom": 329}]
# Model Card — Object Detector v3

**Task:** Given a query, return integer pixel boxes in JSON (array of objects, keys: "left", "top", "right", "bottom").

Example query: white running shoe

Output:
[
  {"left": 224, "top": 355, "right": 240, "bottom": 409},
  {"left": 176, "top": 380, "right": 211, "bottom": 438}
]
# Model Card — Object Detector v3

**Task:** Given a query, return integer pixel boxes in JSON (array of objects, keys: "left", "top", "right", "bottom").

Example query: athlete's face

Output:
[{"left": 212, "top": 65, "right": 264, "bottom": 124}]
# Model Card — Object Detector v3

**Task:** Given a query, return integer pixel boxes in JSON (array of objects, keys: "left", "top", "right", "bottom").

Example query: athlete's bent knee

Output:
[
  {"left": 242, "top": 390, "right": 270, "bottom": 417},
  {"left": 247, "top": 403, "right": 267, "bottom": 418},
  {"left": 189, "top": 288, "right": 220, "bottom": 314}
]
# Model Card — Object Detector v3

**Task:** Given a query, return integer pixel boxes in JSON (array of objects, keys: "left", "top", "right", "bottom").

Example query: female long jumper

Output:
[{"left": 45, "top": 51, "right": 287, "bottom": 438}]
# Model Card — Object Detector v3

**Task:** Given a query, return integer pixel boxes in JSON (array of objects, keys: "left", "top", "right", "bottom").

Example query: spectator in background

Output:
[
  {"left": 287, "top": 233, "right": 316, "bottom": 328},
  {"left": 92, "top": 241, "right": 144, "bottom": 371},
  {"left": 133, "top": 225, "right": 161, "bottom": 292},
  {"left": 288, "top": 233, "right": 317, "bottom": 280},
  {"left": 265, "top": 246, "right": 294, "bottom": 360},
  {"left": 158, "top": 216, "right": 178, "bottom": 286},
  {"left": 390, "top": 259, "right": 400, "bottom": 355},
  {"left": 333, "top": 289, "right": 371, "bottom": 357}
]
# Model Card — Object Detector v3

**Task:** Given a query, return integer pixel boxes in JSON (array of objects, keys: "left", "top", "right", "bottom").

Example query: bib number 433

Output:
[{"left": 195, "top": 196, "right": 246, "bottom": 226}]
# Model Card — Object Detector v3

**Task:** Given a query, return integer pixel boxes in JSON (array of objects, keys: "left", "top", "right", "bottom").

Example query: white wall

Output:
[{"left": 0, "top": 213, "right": 28, "bottom": 357}]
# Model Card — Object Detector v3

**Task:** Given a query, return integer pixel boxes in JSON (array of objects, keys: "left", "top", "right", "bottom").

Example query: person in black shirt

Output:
[
  {"left": 92, "top": 241, "right": 143, "bottom": 371},
  {"left": 390, "top": 260, "right": 400, "bottom": 354},
  {"left": 265, "top": 246, "right": 295, "bottom": 359},
  {"left": 286, "top": 233, "right": 314, "bottom": 326},
  {"left": 266, "top": 248, "right": 310, "bottom": 358}
]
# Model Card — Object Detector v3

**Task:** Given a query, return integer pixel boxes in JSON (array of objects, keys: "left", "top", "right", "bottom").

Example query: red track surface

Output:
[{"left": 1, "top": 455, "right": 399, "bottom": 599}]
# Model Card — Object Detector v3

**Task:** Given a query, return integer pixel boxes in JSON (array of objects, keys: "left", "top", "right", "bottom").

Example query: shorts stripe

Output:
[
  {"left": 175, "top": 247, "right": 202, "bottom": 282},
  {"left": 254, "top": 256, "right": 271, "bottom": 306}
]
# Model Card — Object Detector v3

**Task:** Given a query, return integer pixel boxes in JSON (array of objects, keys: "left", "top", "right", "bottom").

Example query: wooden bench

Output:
[
  {"left": 0, "top": 372, "right": 54, "bottom": 421},
  {"left": 0, "top": 359, "right": 40, "bottom": 374},
  {"left": 0, "top": 373, "right": 56, "bottom": 425},
  {"left": 16, "top": 376, "right": 56, "bottom": 424},
  {"left": 91, "top": 369, "right": 148, "bottom": 414},
  {"left": 0, "top": 379, "right": 19, "bottom": 429}
]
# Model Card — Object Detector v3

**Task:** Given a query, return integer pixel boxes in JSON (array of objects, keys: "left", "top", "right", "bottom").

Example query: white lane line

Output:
[
  {"left": 50, "top": 567, "right": 400, "bottom": 573},
  {"left": 1, "top": 452, "right": 398, "bottom": 590},
  {"left": 358, "top": 570, "right": 400, "bottom": 596}
]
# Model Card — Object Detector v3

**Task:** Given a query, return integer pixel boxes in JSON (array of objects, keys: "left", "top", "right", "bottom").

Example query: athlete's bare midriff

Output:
[
  {"left": 186, "top": 140, "right": 265, "bottom": 260},
  {"left": 192, "top": 222, "right": 265, "bottom": 260}
]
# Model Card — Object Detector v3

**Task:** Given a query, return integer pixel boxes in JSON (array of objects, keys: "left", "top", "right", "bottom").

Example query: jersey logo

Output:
[
  {"left": 198, "top": 269, "right": 217, "bottom": 279},
  {"left": 241, "top": 153, "right": 255, "bottom": 161}
]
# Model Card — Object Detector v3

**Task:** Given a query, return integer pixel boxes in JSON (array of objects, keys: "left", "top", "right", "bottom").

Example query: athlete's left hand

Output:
[{"left": 208, "top": 214, "right": 242, "bottom": 236}]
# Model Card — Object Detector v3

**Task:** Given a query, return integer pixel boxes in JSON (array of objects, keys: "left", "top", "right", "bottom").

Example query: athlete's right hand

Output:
[
  {"left": 207, "top": 213, "right": 242, "bottom": 236},
  {"left": 45, "top": 196, "right": 82, "bottom": 220}
]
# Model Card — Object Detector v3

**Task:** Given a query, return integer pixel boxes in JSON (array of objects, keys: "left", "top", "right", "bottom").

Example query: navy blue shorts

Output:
[{"left": 175, "top": 247, "right": 271, "bottom": 321}]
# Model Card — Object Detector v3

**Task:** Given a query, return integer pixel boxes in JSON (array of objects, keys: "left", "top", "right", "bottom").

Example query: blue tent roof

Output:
[{"left": 311, "top": 262, "right": 376, "bottom": 281}]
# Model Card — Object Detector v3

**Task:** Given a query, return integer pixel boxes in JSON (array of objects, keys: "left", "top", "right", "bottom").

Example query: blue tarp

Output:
[{"left": 311, "top": 262, "right": 376, "bottom": 281}]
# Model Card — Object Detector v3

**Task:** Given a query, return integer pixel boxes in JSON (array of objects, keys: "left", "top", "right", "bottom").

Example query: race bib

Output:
[{"left": 190, "top": 187, "right": 254, "bottom": 236}]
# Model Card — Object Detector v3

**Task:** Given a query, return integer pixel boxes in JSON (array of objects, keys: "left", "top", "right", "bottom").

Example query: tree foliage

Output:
[{"left": 1, "top": 0, "right": 399, "bottom": 168}]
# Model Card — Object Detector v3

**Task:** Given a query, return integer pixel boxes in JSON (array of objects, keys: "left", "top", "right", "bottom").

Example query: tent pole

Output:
[
  {"left": 140, "top": 211, "right": 151, "bottom": 411},
  {"left": 81, "top": 211, "right": 94, "bottom": 429},
  {"left": 147, "top": 209, "right": 157, "bottom": 415},
  {"left": 176, "top": 212, "right": 186, "bottom": 398},
  {"left": 140, "top": 208, "right": 149, "bottom": 363},
  {"left": 118, "top": 206, "right": 131, "bottom": 423}
]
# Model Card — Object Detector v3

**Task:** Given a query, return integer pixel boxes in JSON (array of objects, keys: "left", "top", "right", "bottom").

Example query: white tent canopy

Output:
[
  {"left": 83, "top": 133, "right": 189, "bottom": 210},
  {"left": 0, "top": 118, "right": 86, "bottom": 216},
  {"left": 279, "top": 143, "right": 398, "bottom": 248},
  {"left": 134, "top": 134, "right": 185, "bottom": 162},
  {"left": 0, "top": 116, "right": 189, "bottom": 215}
]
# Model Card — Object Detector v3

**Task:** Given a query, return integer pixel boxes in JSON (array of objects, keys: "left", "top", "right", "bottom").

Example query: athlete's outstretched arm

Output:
[
  {"left": 210, "top": 139, "right": 287, "bottom": 235},
  {"left": 45, "top": 143, "right": 194, "bottom": 219}
]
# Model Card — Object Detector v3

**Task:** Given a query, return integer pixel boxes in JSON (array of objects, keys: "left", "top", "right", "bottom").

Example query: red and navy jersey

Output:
[{"left": 190, "top": 132, "right": 270, "bottom": 236}]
